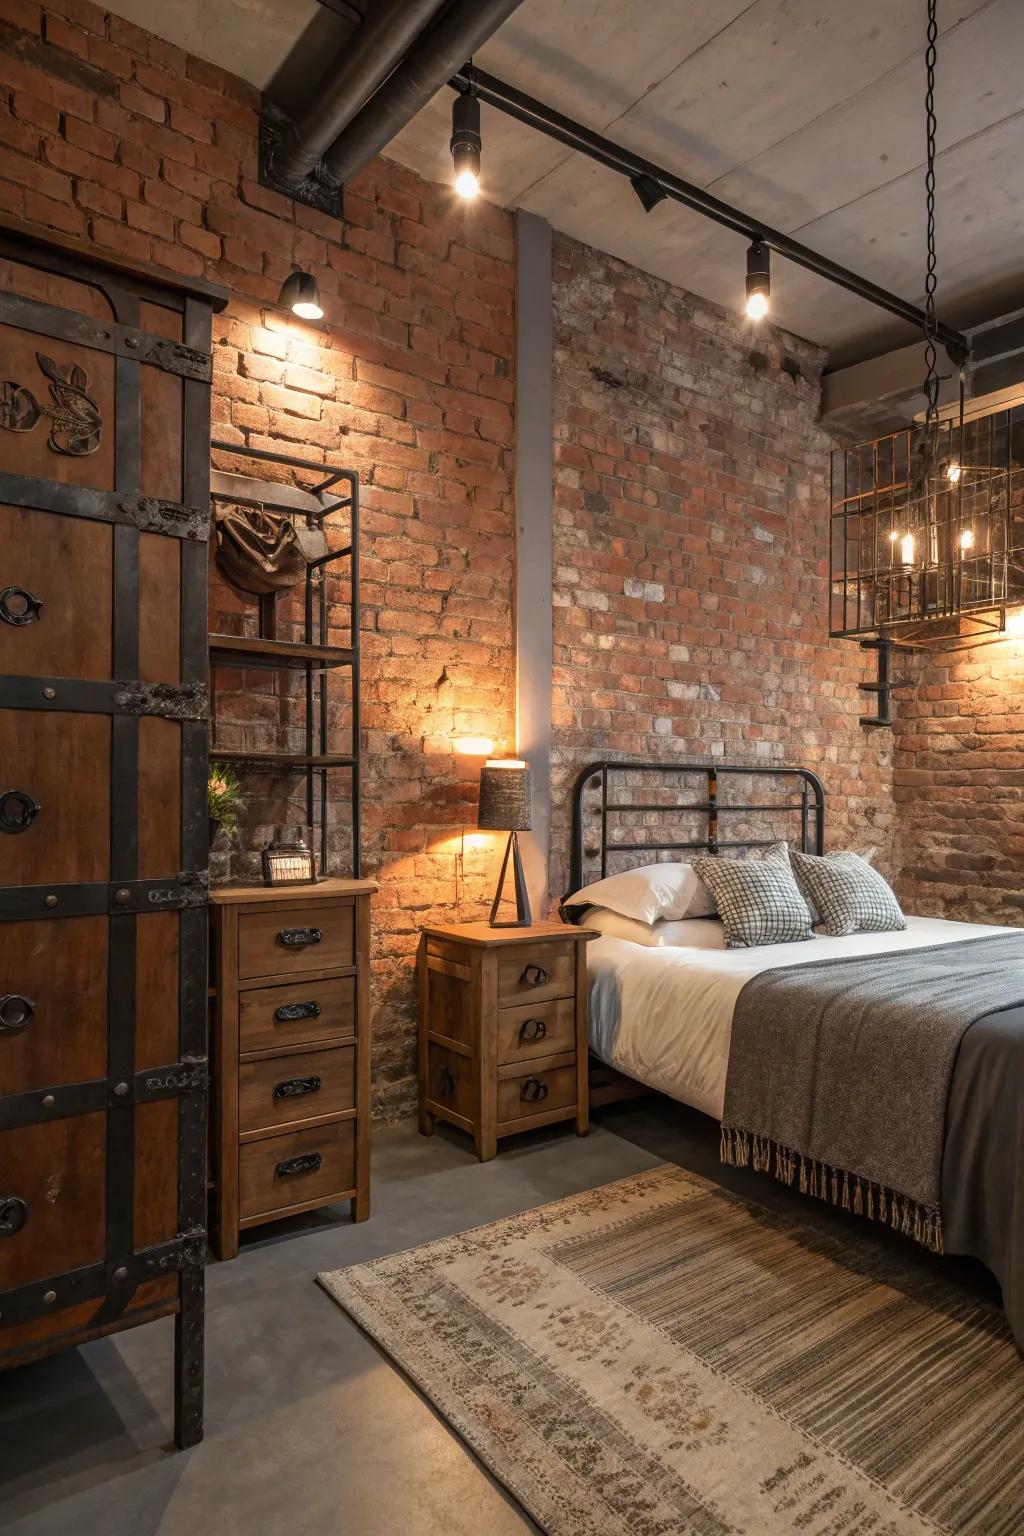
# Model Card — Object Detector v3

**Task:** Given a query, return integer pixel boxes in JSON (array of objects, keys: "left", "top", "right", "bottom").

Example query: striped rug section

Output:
[{"left": 319, "top": 1165, "right": 1024, "bottom": 1536}]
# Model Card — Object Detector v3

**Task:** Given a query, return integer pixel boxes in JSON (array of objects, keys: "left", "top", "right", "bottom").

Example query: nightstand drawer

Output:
[
  {"left": 498, "top": 1059, "right": 576, "bottom": 1125},
  {"left": 497, "top": 998, "right": 575, "bottom": 1065},
  {"left": 239, "top": 976, "right": 356, "bottom": 1054},
  {"left": 239, "top": 1120, "right": 355, "bottom": 1221},
  {"left": 239, "top": 1043, "right": 356, "bottom": 1136},
  {"left": 238, "top": 901, "right": 354, "bottom": 980},
  {"left": 425, "top": 1042, "right": 475, "bottom": 1123},
  {"left": 497, "top": 944, "right": 575, "bottom": 1005}
]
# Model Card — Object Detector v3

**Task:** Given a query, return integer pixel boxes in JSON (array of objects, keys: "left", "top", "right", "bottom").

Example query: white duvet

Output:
[{"left": 587, "top": 914, "right": 1012, "bottom": 1120}]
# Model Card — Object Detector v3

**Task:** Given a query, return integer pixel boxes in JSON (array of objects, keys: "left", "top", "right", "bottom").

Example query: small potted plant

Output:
[{"left": 208, "top": 766, "right": 245, "bottom": 847}]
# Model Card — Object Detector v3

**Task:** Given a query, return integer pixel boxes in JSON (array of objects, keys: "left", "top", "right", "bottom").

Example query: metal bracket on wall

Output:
[
  {"left": 858, "top": 639, "right": 910, "bottom": 728},
  {"left": 259, "top": 111, "right": 344, "bottom": 219}
]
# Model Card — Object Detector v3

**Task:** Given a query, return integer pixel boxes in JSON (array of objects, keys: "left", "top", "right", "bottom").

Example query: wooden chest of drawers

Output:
[
  {"left": 418, "top": 921, "right": 597, "bottom": 1161},
  {"left": 210, "top": 880, "right": 375, "bottom": 1258}
]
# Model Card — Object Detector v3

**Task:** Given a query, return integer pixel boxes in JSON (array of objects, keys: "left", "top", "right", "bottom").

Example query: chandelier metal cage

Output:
[{"left": 829, "top": 0, "right": 1024, "bottom": 652}]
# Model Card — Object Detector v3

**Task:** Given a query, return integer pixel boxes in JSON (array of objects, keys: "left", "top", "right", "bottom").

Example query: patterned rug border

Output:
[{"left": 318, "top": 1165, "right": 1016, "bottom": 1536}]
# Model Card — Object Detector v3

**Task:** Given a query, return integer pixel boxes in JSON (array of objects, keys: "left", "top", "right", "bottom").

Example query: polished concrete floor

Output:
[{"left": 1, "top": 1100, "right": 998, "bottom": 1536}]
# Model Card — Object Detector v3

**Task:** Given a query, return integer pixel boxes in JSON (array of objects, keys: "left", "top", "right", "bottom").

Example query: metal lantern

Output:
[
  {"left": 262, "top": 839, "right": 317, "bottom": 886},
  {"left": 830, "top": 398, "right": 1024, "bottom": 649}
]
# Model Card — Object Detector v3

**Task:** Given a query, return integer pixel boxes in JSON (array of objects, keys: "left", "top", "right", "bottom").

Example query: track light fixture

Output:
[
  {"left": 745, "top": 239, "right": 770, "bottom": 320},
  {"left": 630, "top": 174, "right": 666, "bottom": 213},
  {"left": 278, "top": 270, "right": 323, "bottom": 321},
  {"left": 451, "top": 90, "right": 481, "bottom": 200}
]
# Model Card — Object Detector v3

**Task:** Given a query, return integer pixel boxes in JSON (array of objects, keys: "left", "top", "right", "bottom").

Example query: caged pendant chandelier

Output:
[{"left": 829, "top": 0, "right": 1024, "bottom": 652}]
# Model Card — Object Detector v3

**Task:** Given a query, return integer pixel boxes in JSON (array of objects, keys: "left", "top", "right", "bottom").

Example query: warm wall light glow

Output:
[
  {"left": 1005, "top": 609, "right": 1024, "bottom": 636},
  {"left": 455, "top": 169, "right": 479, "bottom": 200},
  {"left": 454, "top": 735, "right": 494, "bottom": 756},
  {"left": 484, "top": 758, "right": 527, "bottom": 769},
  {"left": 745, "top": 290, "right": 768, "bottom": 321},
  {"left": 959, "top": 528, "right": 975, "bottom": 552},
  {"left": 900, "top": 532, "right": 916, "bottom": 566}
]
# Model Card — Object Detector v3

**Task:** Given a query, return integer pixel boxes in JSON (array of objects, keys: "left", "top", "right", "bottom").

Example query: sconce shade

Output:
[
  {"left": 278, "top": 269, "right": 323, "bottom": 320},
  {"left": 477, "top": 759, "right": 532, "bottom": 832}
]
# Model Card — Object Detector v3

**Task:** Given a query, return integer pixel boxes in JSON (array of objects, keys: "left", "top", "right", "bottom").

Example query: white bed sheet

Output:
[{"left": 588, "top": 915, "right": 1012, "bottom": 1120}]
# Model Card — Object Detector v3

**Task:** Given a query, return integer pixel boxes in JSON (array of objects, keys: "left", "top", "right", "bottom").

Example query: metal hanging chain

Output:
[{"left": 922, "top": 0, "right": 940, "bottom": 435}]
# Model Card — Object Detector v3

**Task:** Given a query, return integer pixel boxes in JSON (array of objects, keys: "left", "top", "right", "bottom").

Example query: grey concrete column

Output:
[{"left": 514, "top": 210, "right": 553, "bottom": 915}]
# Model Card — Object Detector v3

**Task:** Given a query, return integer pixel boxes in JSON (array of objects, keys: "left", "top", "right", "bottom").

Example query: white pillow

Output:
[
  {"left": 563, "top": 862, "right": 716, "bottom": 925},
  {"left": 583, "top": 907, "right": 725, "bottom": 949}
]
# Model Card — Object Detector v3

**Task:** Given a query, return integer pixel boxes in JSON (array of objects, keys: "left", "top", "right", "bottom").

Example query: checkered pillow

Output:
[
  {"left": 692, "top": 848, "right": 813, "bottom": 949},
  {"left": 788, "top": 849, "right": 906, "bottom": 937}
]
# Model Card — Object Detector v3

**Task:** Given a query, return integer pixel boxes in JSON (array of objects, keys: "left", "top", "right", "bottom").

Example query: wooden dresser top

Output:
[{"left": 211, "top": 878, "right": 378, "bottom": 905}]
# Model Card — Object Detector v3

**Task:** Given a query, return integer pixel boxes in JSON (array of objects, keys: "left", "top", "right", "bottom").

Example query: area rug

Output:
[{"left": 318, "top": 1165, "right": 1024, "bottom": 1535}]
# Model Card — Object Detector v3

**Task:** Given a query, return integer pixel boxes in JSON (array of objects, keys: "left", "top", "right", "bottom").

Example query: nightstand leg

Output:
[
  {"left": 351, "top": 1188, "right": 370, "bottom": 1222},
  {"left": 419, "top": 1106, "right": 435, "bottom": 1136},
  {"left": 575, "top": 1106, "right": 590, "bottom": 1137},
  {"left": 475, "top": 1128, "right": 497, "bottom": 1162}
]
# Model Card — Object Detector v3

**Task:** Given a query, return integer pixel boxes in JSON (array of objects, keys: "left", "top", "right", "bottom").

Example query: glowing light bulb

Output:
[
  {"left": 959, "top": 528, "right": 975, "bottom": 552},
  {"left": 745, "top": 290, "right": 768, "bottom": 321},
  {"left": 454, "top": 168, "right": 479, "bottom": 200},
  {"left": 292, "top": 300, "right": 323, "bottom": 320},
  {"left": 900, "top": 532, "right": 915, "bottom": 566},
  {"left": 945, "top": 460, "right": 962, "bottom": 484}
]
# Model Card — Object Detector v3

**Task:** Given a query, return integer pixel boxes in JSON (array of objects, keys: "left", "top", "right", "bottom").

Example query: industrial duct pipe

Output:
[
  {"left": 316, "top": 0, "right": 524, "bottom": 189},
  {"left": 269, "top": 0, "right": 448, "bottom": 191}
]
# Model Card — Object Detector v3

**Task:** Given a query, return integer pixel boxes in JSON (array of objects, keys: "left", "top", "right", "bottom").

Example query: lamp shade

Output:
[{"left": 477, "top": 759, "right": 532, "bottom": 832}]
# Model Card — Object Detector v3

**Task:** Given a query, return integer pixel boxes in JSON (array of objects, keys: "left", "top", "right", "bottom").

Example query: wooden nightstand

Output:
[{"left": 417, "top": 921, "right": 597, "bottom": 1161}]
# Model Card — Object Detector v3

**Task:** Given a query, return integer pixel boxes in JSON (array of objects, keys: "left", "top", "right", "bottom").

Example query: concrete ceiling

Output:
[{"left": 110, "top": 0, "right": 1023, "bottom": 367}]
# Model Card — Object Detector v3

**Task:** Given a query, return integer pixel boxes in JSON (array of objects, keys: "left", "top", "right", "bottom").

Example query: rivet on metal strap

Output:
[
  {"left": 113, "top": 1081, "right": 129, "bottom": 1097},
  {"left": 41, "top": 1094, "right": 55, "bottom": 1108},
  {"left": 41, "top": 686, "right": 56, "bottom": 701},
  {"left": 114, "top": 888, "right": 131, "bottom": 906},
  {"left": 43, "top": 1290, "right": 56, "bottom": 1305},
  {"left": 44, "top": 894, "right": 58, "bottom": 908},
  {"left": 112, "top": 1265, "right": 128, "bottom": 1284}
]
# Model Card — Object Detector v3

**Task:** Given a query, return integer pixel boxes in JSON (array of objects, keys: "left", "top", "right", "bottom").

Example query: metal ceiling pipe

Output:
[
  {"left": 318, "top": 0, "right": 524, "bottom": 189},
  {"left": 270, "top": 0, "right": 449, "bottom": 190}
]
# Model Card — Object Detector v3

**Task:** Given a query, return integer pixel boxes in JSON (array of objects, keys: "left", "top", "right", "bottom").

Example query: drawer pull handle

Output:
[
  {"left": 0, "top": 791, "right": 40, "bottom": 834},
  {"left": 0, "top": 586, "right": 43, "bottom": 627},
  {"left": 438, "top": 1065, "right": 456, "bottom": 1098},
  {"left": 0, "top": 1196, "right": 28, "bottom": 1236},
  {"left": 0, "top": 994, "right": 35, "bottom": 1034},
  {"left": 520, "top": 1077, "right": 549, "bottom": 1104},
  {"left": 519, "top": 1018, "right": 547, "bottom": 1043},
  {"left": 275, "top": 1000, "right": 321, "bottom": 1023},
  {"left": 275, "top": 1153, "right": 322, "bottom": 1179},
  {"left": 520, "top": 964, "right": 549, "bottom": 987},
  {"left": 273, "top": 1074, "right": 321, "bottom": 1101},
  {"left": 278, "top": 927, "right": 322, "bottom": 949}
]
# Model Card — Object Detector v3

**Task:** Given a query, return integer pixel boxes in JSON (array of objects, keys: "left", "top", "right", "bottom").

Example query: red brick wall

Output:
[
  {"left": 892, "top": 640, "right": 1024, "bottom": 926},
  {"left": 548, "top": 236, "right": 896, "bottom": 897},
  {"left": 0, "top": 1, "right": 516, "bottom": 1118}
]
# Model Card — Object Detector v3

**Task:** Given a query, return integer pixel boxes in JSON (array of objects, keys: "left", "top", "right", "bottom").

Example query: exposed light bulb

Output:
[
  {"left": 900, "top": 532, "right": 916, "bottom": 566},
  {"left": 745, "top": 238, "right": 770, "bottom": 322},
  {"left": 889, "top": 530, "right": 900, "bottom": 541},
  {"left": 745, "top": 290, "right": 769, "bottom": 321},
  {"left": 959, "top": 528, "right": 975, "bottom": 552},
  {"left": 945, "top": 460, "right": 962, "bottom": 484},
  {"left": 454, "top": 168, "right": 479, "bottom": 200},
  {"left": 451, "top": 91, "right": 481, "bottom": 203},
  {"left": 292, "top": 300, "right": 324, "bottom": 320},
  {"left": 277, "top": 270, "right": 323, "bottom": 322}
]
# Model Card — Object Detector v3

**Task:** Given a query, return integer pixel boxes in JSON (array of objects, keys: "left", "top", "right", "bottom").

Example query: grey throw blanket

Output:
[{"left": 721, "top": 933, "right": 1024, "bottom": 1254}]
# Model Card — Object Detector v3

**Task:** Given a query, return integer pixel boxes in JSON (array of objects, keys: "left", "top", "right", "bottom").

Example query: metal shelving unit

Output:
[{"left": 209, "top": 440, "right": 361, "bottom": 877}]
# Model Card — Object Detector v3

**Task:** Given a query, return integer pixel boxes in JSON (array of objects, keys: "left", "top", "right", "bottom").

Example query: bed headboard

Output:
[{"left": 565, "top": 759, "right": 826, "bottom": 906}]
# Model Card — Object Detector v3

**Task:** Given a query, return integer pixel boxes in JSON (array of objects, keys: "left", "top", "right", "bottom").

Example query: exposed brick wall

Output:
[
  {"left": 0, "top": 1, "right": 516, "bottom": 1119},
  {"left": 892, "top": 640, "right": 1024, "bottom": 926},
  {"left": 548, "top": 236, "right": 896, "bottom": 898}
]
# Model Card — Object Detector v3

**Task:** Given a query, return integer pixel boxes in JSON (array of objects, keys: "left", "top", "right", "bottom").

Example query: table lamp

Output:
[{"left": 477, "top": 758, "right": 532, "bottom": 927}]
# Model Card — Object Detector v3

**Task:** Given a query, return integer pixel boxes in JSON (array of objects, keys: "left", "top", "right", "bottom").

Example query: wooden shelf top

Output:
[
  {"left": 210, "top": 635, "right": 354, "bottom": 670},
  {"left": 421, "top": 919, "right": 598, "bottom": 947},
  {"left": 211, "top": 877, "right": 377, "bottom": 904}
]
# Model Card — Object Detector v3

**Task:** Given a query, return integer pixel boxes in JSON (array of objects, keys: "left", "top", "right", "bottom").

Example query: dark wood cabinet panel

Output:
[
  {"left": 0, "top": 1115, "right": 106, "bottom": 1289},
  {"left": 0, "top": 712, "right": 110, "bottom": 885},
  {"left": 0, "top": 505, "right": 112, "bottom": 680},
  {"left": 0, "top": 916, "right": 108, "bottom": 1092}
]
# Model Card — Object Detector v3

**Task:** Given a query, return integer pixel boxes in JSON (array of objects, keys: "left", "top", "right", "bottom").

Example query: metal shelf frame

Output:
[{"left": 209, "top": 440, "right": 361, "bottom": 878}]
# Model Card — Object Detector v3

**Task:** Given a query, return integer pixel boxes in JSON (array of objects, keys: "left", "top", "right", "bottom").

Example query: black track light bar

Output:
[{"left": 451, "top": 65, "right": 969, "bottom": 360}]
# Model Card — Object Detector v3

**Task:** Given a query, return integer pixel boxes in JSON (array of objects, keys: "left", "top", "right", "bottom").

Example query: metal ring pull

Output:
[
  {"left": 519, "top": 1018, "right": 547, "bottom": 1043},
  {"left": 274, "top": 1153, "right": 322, "bottom": 1178},
  {"left": 278, "top": 927, "right": 322, "bottom": 948},
  {"left": 520, "top": 1077, "right": 549, "bottom": 1104},
  {"left": 520, "top": 964, "right": 549, "bottom": 987},
  {"left": 0, "top": 995, "right": 35, "bottom": 1034},
  {"left": 0, "top": 586, "right": 43, "bottom": 627},
  {"left": 0, "top": 1197, "right": 28, "bottom": 1236},
  {"left": 0, "top": 791, "right": 41, "bottom": 834}
]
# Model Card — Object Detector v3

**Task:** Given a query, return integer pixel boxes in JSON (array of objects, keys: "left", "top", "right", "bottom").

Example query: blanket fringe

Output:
[{"left": 719, "top": 1126, "right": 944, "bottom": 1255}]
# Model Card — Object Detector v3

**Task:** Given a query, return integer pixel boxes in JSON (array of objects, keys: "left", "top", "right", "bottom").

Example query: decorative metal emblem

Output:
[
  {"left": 0, "top": 352, "right": 101, "bottom": 456},
  {"left": 112, "top": 680, "right": 209, "bottom": 722},
  {"left": 115, "top": 496, "right": 209, "bottom": 541},
  {"left": 144, "top": 870, "right": 210, "bottom": 909},
  {"left": 0, "top": 586, "right": 43, "bottom": 626}
]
